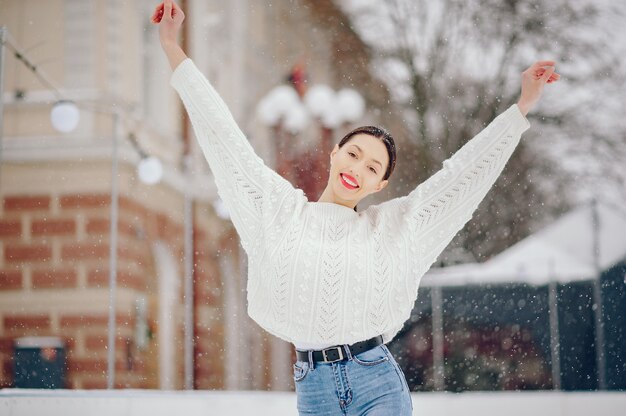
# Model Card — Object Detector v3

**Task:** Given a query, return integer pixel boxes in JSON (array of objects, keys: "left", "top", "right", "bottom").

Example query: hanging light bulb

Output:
[
  {"left": 137, "top": 156, "right": 163, "bottom": 185},
  {"left": 212, "top": 198, "right": 230, "bottom": 220},
  {"left": 50, "top": 100, "right": 80, "bottom": 133}
]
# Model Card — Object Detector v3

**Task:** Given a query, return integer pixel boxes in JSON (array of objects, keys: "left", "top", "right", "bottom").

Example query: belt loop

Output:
[
  {"left": 343, "top": 344, "right": 353, "bottom": 360},
  {"left": 308, "top": 350, "right": 315, "bottom": 370}
]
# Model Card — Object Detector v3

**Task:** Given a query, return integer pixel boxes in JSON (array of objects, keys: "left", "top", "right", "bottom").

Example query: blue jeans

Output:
[{"left": 293, "top": 344, "right": 413, "bottom": 415}]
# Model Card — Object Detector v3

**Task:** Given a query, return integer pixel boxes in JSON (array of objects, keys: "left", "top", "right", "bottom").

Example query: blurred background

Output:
[{"left": 0, "top": 0, "right": 624, "bottom": 397}]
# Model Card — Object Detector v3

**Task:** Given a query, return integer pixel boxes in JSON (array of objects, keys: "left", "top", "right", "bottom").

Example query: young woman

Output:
[{"left": 152, "top": 1, "right": 559, "bottom": 414}]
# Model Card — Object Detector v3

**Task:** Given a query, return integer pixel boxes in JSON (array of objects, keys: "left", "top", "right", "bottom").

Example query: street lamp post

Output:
[
  {"left": 182, "top": 156, "right": 194, "bottom": 390},
  {"left": 548, "top": 258, "right": 562, "bottom": 390},
  {"left": 107, "top": 109, "right": 121, "bottom": 389},
  {"left": 591, "top": 197, "right": 606, "bottom": 390},
  {"left": 430, "top": 285, "right": 445, "bottom": 391}
]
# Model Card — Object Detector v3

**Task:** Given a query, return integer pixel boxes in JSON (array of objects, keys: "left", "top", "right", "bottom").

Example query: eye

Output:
[
  {"left": 369, "top": 167, "right": 377, "bottom": 174},
  {"left": 348, "top": 152, "right": 357, "bottom": 158}
]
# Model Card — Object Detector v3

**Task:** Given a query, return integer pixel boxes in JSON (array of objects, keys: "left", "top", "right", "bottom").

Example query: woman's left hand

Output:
[{"left": 516, "top": 61, "right": 561, "bottom": 116}]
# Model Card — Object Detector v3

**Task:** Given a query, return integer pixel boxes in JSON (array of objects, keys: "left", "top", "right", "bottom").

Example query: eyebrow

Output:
[{"left": 350, "top": 144, "right": 383, "bottom": 168}]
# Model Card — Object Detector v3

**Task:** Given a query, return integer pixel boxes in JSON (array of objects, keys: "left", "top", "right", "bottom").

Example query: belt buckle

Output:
[{"left": 321, "top": 346, "right": 344, "bottom": 363}]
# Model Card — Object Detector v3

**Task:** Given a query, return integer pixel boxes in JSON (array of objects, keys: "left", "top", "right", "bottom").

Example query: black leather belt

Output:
[{"left": 295, "top": 335, "right": 383, "bottom": 363}]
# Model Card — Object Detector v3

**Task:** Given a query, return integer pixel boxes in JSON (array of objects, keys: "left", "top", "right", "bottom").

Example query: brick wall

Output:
[{"left": 0, "top": 192, "right": 225, "bottom": 390}]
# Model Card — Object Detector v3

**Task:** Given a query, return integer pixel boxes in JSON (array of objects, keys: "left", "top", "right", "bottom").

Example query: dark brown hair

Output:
[{"left": 337, "top": 126, "right": 397, "bottom": 212}]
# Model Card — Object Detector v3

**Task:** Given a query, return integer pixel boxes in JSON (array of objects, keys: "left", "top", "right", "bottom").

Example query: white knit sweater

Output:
[{"left": 171, "top": 58, "right": 530, "bottom": 350}]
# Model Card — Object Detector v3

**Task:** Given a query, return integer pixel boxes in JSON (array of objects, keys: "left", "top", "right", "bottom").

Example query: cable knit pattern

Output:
[
  {"left": 368, "top": 216, "right": 392, "bottom": 335},
  {"left": 316, "top": 217, "right": 346, "bottom": 340},
  {"left": 171, "top": 59, "right": 530, "bottom": 350}
]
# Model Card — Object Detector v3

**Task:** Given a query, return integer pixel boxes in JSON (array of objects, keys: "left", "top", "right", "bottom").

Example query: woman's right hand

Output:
[
  {"left": 151, "top": 0, "right": 185, "bottom": 48},
  {"left": 151, "top": 0, "right": 188, "bottom": 70}
]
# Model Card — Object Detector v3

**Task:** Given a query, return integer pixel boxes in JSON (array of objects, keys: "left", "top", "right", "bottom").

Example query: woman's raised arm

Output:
[
  {"left": 151, "top": 0, "right": 187, "bottom": 70},
  {"left": 152, "top": 1, "right": 305, "bottom": 256},
  {"left": 376, "top": 61, "right": 559, "bottom": 272}
]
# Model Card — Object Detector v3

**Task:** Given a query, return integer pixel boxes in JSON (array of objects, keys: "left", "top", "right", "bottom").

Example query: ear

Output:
[
  {"left": 330, "top": 144, "right": 339, "bottom": 159},
  {"left": 374, "top": 179, "right": 388, "bottom": 193}
]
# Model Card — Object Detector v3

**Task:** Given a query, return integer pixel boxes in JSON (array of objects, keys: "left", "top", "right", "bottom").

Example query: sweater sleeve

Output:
[
  {"left": 170, "top": 58, "right": 304, "bottom": 255},
  {"left": 378, "top": 104, "right": 530, "bottom": 271}
]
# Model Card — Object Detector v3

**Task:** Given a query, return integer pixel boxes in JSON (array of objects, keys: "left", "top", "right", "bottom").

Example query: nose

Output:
[
  {"left": 352, "top": 161, "right": 369, "bottom": 178},
  {"left": 348, "top": 167, "right": 362, "bottom": 183}
]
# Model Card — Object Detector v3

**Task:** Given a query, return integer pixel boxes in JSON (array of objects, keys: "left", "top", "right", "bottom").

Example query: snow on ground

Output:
[{"left": 1, "top": 388, "right": 626, "bottom": 416}]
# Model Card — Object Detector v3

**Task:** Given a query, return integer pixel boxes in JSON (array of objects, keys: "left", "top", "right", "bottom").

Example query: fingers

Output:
[
  {"left": 541, "top": 66, "right": 555, "bottom": 82},
  {"left": 543, "top": 71, "right": 560, "bottom": 83},
  {"left": 151, "top": 3, "right": 164, "bottom": 23},
  {"left": 546, "top": 72, "right": 560, "bottom": 83},
  {"left": 164, "top": 0, "right": 173, "bottom": 20},
  {"left": 528, "top": 62, "right": 560, "bottom": 85},
  {"left": 545, "top": 72, "right": 560, "bottom": 80},
  {"left": 536, "top": 67, "right": 560, "bottom": 83},
  {"left": 151, "top": 1, "right": 183, "bottom": 24},
  {"left": 164, "top": 0, "right": 184, "bottom": 21},
  {"left": 171, "top": 2, "right": 185, "bottom": 21}
]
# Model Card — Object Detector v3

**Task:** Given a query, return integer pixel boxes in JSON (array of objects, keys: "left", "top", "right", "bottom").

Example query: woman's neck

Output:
[{"left": 317, "top": 185, "right": 357, "bottom": 210}]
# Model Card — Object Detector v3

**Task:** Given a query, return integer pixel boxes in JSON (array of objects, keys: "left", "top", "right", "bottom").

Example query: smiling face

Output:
[{"left": 326, "top": 133, "right": 390, "bottom": 208}]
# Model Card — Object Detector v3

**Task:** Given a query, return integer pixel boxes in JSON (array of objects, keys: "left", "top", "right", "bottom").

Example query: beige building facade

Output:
[{"left": 0, "top": 0, "right": 402, "bottom": 391}]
